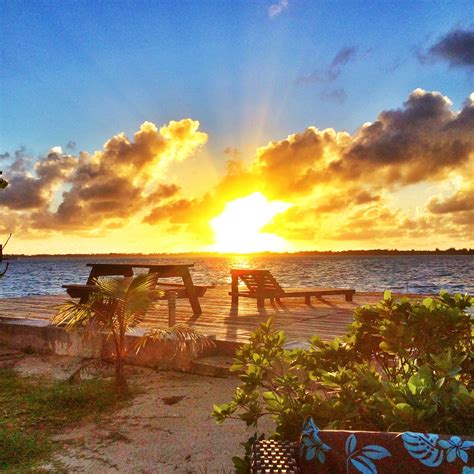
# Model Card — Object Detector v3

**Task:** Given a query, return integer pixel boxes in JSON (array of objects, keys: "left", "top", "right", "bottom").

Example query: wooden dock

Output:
[{"left": 0, "top": 286, "right": 388, "bottom": 346}]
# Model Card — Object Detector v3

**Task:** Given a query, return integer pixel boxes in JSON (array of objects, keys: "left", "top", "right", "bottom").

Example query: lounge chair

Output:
[{"left": 229, "top": 269, "right": 355, "bottom": 308}]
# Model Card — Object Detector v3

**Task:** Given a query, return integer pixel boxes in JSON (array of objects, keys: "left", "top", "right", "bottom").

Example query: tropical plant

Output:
[
  {"left": 0, "top": 171, "right": 7, "bottom": 189},
  {"left": 1, "top": 172, "right": 10, "bottom": 277},
  {"left": 54, "top": 273, "right": 213, "bottom": 392},
  {"left": 0, "top": 234, "right": 11, "bottom": 278},
  {"left": 213, "top": 291, "right": 473, "bottom": 470}
]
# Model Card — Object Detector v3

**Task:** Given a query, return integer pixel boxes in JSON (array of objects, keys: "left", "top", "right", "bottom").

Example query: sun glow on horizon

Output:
[{"left": 210, "top": 193, "right": 292, "bottom": 253}]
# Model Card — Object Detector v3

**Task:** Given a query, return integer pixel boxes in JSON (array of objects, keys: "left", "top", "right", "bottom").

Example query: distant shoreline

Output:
[{"left": 4, "top": 248, "right": 474, "bottom": 258}]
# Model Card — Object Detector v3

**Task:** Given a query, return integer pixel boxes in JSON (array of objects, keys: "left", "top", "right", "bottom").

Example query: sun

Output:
[{"left": 210, "top": 192, "right": 292, "bottom": 253}]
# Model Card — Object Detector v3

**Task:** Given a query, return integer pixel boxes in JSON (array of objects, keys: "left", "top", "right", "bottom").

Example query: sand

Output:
[{"left": 7, "top": 353, "right": 273, "bottom": 473}]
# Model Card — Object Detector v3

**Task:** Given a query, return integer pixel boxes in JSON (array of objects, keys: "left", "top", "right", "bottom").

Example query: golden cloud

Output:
[{"left": 1, "top": 90, "right": 473, "bottom": 249}]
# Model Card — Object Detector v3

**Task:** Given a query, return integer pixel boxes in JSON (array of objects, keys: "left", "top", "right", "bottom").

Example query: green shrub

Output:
[{"left": 213, "top": 291, "right": 474, "bottom": 446}]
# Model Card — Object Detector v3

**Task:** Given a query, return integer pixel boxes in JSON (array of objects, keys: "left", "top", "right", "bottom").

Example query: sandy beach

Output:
[{"left": 6, "top": 352, "right": 271, "bottom": 473}]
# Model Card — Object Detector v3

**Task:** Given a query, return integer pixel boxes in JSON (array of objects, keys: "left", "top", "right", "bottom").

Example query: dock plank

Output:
[{"left": 0, "top": 286, "right": 393, "bottom": 344}]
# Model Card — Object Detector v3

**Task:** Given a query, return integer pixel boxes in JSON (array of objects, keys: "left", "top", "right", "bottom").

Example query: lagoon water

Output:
[{"left": 0, "top": 255, "right": 472, "bottom": 298}]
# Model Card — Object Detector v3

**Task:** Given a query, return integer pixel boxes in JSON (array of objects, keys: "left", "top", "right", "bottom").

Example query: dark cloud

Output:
[
  {"left": 0, "top": 148, "right": 76, "bottom": 210},
  {"left": 66, "top": 140, "right": 77, "bottom": 150},
  {"left": 425, "top": 28, "right": 474, "bottom": 68},
  {"left": 331, "top": 47, "right": 358, "bottom": 69},
  {"left": 333, "top": 89, "right": 474, "bottom": 185},
  {"left": 296, "top": 46, "right": 359, "bottom": 85},
  {"left": 320, "top": 88, "right": 347, "bottom": 103}
]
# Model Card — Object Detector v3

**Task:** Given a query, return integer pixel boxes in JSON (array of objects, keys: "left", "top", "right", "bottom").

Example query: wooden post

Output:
[{"left": 167, "top": 291, "right": 177, "bottom": 327}]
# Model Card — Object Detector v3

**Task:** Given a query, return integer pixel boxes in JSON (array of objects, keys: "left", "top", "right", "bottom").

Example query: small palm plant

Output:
[{"left": 53, "top": 273, "right": 213, "bottom": 392}]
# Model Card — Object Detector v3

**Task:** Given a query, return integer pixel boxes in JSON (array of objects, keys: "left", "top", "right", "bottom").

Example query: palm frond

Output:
[
  {"left": 121, "top": 274, "right": 164, "bottom": 326},
  {"left": 92, "top": 277, "right": 129, "bottom": 302},
  {"left": 53, "top": 300, "right": 95, "bottom": 330},
  {"left": 137, "top": 324, "right": 215, "bottom": 356}
]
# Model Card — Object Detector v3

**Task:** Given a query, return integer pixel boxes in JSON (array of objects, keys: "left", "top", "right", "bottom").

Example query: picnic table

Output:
[{"left": 63, "top": 263, "right": 213, "bottom": 316}]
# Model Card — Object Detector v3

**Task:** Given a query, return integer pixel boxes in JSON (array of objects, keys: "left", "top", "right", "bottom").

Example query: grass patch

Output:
[{"left": 0, "top": 367, "right": 132, "bottom": 472}]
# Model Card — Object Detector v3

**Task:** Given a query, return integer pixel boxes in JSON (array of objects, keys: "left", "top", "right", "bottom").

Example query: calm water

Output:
[{"left": 0, "top": 255, "right": 472, "bottom": 298}]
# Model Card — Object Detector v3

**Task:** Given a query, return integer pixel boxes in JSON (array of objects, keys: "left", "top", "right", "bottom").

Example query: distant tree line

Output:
[{"left": 8, "top": 248, "right": 474, "bottom": 258}]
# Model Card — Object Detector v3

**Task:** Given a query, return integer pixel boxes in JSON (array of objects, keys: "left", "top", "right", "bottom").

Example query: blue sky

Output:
[
  {"left": 1, "top": 0, "right": 473, "bottom": 161},
  {"left": 1, "top": 1, "right": 473, "bottom": 254}
]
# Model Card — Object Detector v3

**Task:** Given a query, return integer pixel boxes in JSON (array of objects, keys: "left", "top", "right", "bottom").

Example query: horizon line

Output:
[{"left": 4, "top": 248, "right": 474, "bottom": 258}]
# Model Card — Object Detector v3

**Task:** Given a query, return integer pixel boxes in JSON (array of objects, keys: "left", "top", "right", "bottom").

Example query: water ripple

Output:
[{"left": 0, "top": 255, "right": 472, "bottom": 298}]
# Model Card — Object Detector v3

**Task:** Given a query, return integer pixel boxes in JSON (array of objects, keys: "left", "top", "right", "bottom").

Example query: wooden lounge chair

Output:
[{"left": 230, "top": 269, "right": 355, "bottom": 308}]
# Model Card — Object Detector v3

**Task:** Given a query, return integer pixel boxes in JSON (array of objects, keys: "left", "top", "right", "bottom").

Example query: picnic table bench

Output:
[{"left": 63, "top": 263, "right": 213, "bottom": 318}]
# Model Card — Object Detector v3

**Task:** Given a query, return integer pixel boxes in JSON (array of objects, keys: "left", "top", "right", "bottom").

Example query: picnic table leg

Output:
[
  {"left": 167, "top": 291, "right": 177, "bottom": 327},
  {"left": 181, "top": 269, "right": 202, "bottom": 315},
  {"left": 231, "top": 273, "right": 239, "bottom": 305}
]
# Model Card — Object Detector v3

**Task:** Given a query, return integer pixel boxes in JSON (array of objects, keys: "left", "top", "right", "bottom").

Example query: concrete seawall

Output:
[{"left": 0, "top": 317, "right": 216, "bottom": 371}]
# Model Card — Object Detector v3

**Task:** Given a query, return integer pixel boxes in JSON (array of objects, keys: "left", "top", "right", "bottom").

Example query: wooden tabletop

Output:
[{"left": 86, "top": 263, "right": 194, "bottom": 268}]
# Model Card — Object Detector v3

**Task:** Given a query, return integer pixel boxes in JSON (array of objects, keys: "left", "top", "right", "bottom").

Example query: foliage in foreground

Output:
[
  {"left": 0, "top": 368, "right": 129, "bottom": 472},
  {"left": 54, "top": 274, "right": 213, "bottom": 392},
  {"left": 214, "top": 291, "right": 474, "bottom": 448}
]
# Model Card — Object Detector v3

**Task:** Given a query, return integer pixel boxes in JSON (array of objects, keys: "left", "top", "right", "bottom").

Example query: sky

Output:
[{"left": 0, "top": 0, "right": 473, "bottom": 254}]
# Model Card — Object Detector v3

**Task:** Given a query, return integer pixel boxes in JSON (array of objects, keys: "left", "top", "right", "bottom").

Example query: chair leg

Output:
[{"left": 257, "top": 295, "right": 265, "bottom": 308}]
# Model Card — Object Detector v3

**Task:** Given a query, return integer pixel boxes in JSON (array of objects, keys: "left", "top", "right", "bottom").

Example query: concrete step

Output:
[{"left": 190, "top": 355, "right": 237, "bottom": 377}]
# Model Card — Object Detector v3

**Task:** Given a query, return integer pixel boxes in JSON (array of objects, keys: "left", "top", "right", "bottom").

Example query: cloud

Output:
[
  {"left": 2, "top": 90, "right": 473, "bottom": 249},
  {"left": 0, "top": 148, "right": 76, "bottom": 210},
  {"left": 1, "top": 120, "right": 207, "bottom": 233},
  {"left": 223, "top": 147, "right": 241, "bottom": 159},
  {"left": 268, "top": 0, "right": 288, "bottom": 18},
  {"left": 320, "top": 88, "right": 347, "bottom": 103},
  {"left": 334, "top": 89, "right": 474, "bottom": 185},
  {"left": 427, "top": 186, "right": 474, "bottom": 214},
  {"left": 423, "top": 28, "right": 474, "bottom": 68},
  {"left": 66, "top": 140, "right": 76, "bottom": 150},
  {"left": 297, "top": 46, "right": 359, "bottom": 85}
]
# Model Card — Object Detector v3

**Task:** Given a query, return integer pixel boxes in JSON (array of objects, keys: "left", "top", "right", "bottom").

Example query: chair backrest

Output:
[{"left": 231, "top": 269, "right": 285, "bottom": 296}]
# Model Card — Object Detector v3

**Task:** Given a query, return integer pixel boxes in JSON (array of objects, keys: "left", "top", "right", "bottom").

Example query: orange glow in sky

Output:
[{"left": 210, "top": 193, "right": 292, "bottom": 253}]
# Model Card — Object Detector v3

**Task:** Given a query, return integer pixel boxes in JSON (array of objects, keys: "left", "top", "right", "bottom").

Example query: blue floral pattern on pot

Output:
[
  {"left": 403, "top": 432, "right": 474, "bottom": 469},
  {"left": 300, "top": 416, "right": 331, "bottom": 464},
  {"left": 439, "top": 437, "right": 474, "bottom": 464},
  {"left": 345, "top": 433, "right": 391, "bottom": 474}
]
